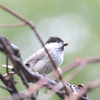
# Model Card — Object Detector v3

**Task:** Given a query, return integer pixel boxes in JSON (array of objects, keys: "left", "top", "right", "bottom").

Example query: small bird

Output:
[{"left": 24, "top": 36, "right": 68, "bottom": 75}]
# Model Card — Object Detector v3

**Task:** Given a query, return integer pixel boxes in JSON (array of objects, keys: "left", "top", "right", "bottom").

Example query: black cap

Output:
[{"left": 45, "top": 37, "right": 64, "bottom": 44}]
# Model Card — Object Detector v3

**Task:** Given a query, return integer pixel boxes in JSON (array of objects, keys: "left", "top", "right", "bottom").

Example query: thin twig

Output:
[
  {"left": 6, "top": 56, "right": 9, "bottom": 74},
  {"left": 62, "top": 56, "right": 100, "bottom": 73},
  {"left": 64, "top": 65, "right": 85, "bottom": 82},
  {"left": 0, "top": 73, "right": 18, "bottom": 94},
  {"left": 0, "top": 3, "right": 70, "bottom": 96},
  {"left": 0, "top": 22, "right": 26, "bottom": 28},
  {"left": 0, "top": 85, "right": 13, "bottom": 92},
  {"left": 19, "top": 70, "right": 29, "bottom": 88}
]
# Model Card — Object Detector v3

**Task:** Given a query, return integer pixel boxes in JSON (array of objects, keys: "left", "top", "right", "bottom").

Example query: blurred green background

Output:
[{"left": 0, "top": 0, "right": 100, "bottom": 100}]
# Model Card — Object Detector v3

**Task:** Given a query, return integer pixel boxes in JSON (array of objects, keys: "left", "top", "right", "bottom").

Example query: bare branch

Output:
[
  {"left": 0, "top": 85, "right": 13, "bottom": 92},
  {"left": 0, "top": 22, "right": 26, "bottom": 28},
  {"left": 6, "top": 56, "right": 9, "bottom": 74},
  {"left": 0, "top": 73, "right": 22, "bottom": 100},
  {"left": 62, "top": 56, "right": 100, "bottom": 73}
]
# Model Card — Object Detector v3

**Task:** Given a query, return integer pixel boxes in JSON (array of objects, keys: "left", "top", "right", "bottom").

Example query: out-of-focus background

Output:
[{"left": 0, "top": 0, "right": 100, "bottom": 100}]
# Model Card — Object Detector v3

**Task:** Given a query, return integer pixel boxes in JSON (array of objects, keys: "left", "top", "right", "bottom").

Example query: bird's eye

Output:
[{"left": 25, "top": 63, "right": 30, "bottom": 67}]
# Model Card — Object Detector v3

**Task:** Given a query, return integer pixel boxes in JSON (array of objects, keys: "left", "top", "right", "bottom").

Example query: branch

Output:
[
  {"left": 0, "top": 73, "right": 23, "bottom": 100},
  {"left": 0, "top": 22, "right": 26, "bottom": 28},
  {"left": 62, "top": 56, "right": 100, "bottom": 73},
  {"left": 0, "top": 85, "right": 13, "bottom": 91}
]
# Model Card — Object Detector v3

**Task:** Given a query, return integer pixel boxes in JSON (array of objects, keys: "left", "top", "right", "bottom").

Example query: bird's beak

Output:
[{"left": 63, "top": 43, "right": 69, "bottom": 47}]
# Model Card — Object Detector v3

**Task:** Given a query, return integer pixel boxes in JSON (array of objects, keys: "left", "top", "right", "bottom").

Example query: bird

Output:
[{"left": 24, "top": 36, "right": 69, "bottom": 75}]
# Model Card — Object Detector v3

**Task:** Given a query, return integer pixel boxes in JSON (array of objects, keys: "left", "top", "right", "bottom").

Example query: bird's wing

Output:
[{"left": 24, "top": 48, "right": 47, "bottom": 67}]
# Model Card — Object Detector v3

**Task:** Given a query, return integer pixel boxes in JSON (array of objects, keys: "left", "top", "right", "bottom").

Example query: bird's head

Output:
[{"left": 45, "top": 36, "right": 69, "bottom": 51}]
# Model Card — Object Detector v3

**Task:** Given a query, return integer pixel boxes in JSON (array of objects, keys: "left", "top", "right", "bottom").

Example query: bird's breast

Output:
[
  {"left": 29, "top": 48, "right": 64, "bottom": 74},
  {"left": 51, "top": 50, "right": 64, "bottom": 67}
]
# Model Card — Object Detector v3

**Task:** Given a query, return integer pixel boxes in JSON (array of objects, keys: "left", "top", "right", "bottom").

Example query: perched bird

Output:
[{"left": 24, "top": 36, "right": 68, "bottom": 74}]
